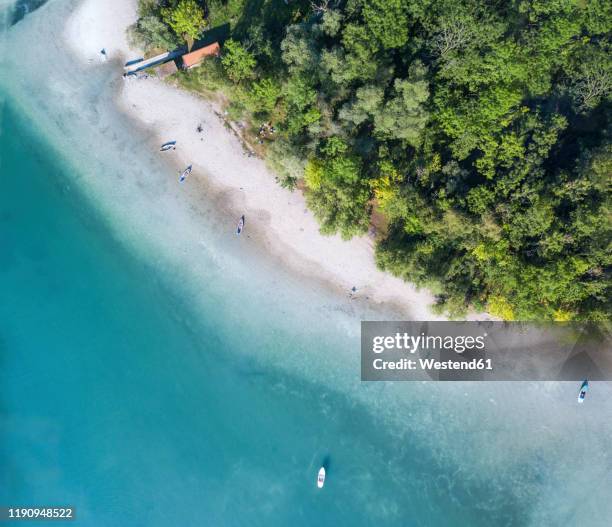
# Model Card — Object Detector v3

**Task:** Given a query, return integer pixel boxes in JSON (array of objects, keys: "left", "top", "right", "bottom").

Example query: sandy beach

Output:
[{"left": 64, "top": 0, "right": 488, "bottom": 321}]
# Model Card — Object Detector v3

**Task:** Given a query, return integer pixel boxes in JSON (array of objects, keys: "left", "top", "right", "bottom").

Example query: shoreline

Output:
[
  {"left": 118, "top": 78, "right": 445, "bottom": 319},
  {"left": 63, "top": 0, "right": 490, "bottom": 321}
]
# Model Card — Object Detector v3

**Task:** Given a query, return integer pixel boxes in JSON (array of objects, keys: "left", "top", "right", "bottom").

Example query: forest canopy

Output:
[{"left": 130, "top": 0, "right": 611, "bottom": 320}]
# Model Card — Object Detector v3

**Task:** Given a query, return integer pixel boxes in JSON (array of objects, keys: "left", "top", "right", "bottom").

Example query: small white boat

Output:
[
  {"left": 578, "top": 379, "right": 589, "bottom": 403},
  {"left": 179, "top": 165, "right": 192, "bottom": 183},
  {"left": 160, "top": 141, "right": 176, "bottom": 152},
  {"left": 317, "top": 467, "right": 326, "bottom": 489},
  {"left": 236, "top": 215, "right": 245, "bottom": 235}
]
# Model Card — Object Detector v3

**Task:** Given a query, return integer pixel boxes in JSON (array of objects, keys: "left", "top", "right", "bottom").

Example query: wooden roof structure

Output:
[{"left": 181, "top": 42, "right": 221, "bottom": 69}]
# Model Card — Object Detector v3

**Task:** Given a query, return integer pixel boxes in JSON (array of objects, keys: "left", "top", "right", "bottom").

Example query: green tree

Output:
[
  {"left": 373, "top": 64, "right": 429, "bottom": 145},
  {"left": 568, "top": 46, "right": 612, "bottom": 112},
  {"left": 361, "top": 0, "right": 409, "bottom": 49},
  {"left": 248, "top": 78, "right": 281, "bottom": 114},
  {"left": 162, "top": 0, "right": 206, "bottom": 50},
  {"left": 221, "top": 39, "right": 256, "bottom": 83},
  {"left": 128, "top": 15, "right": 180, "bottom": 52},
  {"left": 282, "top": 75, "right": 320, "bottom": 136},
  {"left": 304, "top": 138, "right": 371, "bottom": 239},
  {"left": 338, "top": 85, "right": 385, "bottom": 126}
]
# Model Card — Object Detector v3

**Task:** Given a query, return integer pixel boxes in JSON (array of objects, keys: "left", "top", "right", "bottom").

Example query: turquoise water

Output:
[
  {"left": 0, "top": 96, "right": 501, "bottom": 526},
  {"left": 1, "top": 1, "right": 611, "bottom": 525}
]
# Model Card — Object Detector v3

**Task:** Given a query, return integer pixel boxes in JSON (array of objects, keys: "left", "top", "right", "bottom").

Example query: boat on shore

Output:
[
  {"left": 236, "top": 215, "right": 245, "bottom": 235},
  {"left": 179, "top": 165, "right": 192, "bottom": 183},
  {"left": 317, "top": 467, "right": 326, "bottom": 489},
  {"left": 578, "top": 380, "right": 589, "bottom": 403},
  {"left": 160, "top": 141, "right": 176, "bottom": 151}
]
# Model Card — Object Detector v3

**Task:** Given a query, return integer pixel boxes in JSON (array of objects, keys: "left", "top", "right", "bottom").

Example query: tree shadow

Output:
[
  {"left": 7, "top": 0, "right": 48, "bottom": 26},
  {"left": 194, "top": 23, "right": 232, "bottom": 50},
  {"left": 232, "top": 0, "right": 310, "bottom": 53}
]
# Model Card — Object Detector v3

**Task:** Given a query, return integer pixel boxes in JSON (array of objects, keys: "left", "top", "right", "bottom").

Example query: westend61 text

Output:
[{"left": 372, "top": 358, "right": 493, "bottom": 371}]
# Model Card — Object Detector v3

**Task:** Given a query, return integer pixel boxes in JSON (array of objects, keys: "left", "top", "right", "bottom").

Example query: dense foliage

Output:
[
  {"left": 131, "top": 0, "right": 611, "bottom": 320},
  {"left": 161, "top": 0, "right": 206, "bottom": 45}
]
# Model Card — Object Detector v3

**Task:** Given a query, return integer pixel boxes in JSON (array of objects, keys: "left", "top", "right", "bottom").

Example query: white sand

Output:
[
  {"left": 64, "top": 0, "right": 137, "bottom": 62},
  {"left": 64, "top": 0, "right": 490, "bottom": 320},
  {"left": 119, "top": 79, "right": 449, "bottom": 319}
]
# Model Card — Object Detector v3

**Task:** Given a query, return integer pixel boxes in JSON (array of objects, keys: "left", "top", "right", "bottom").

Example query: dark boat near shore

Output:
[
  {"left": 160, "top": 141, "right": 176, "bottom": 151},
  {"left": 236, "top": 215, "right": 245, "bottom": 235},
  {"left": 578, "top": 380, "right": 589, "bottom": 403},
  {"left": 179, "top": 165, "right": 192, "bottom": 183}
]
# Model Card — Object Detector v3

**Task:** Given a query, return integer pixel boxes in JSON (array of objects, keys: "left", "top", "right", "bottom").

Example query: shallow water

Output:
[
  {"left": 0, "top": 97, "right": 509, "bottom": 526},
  {"left": 1, "top": 1, "right": 611, "bottom": 526}
]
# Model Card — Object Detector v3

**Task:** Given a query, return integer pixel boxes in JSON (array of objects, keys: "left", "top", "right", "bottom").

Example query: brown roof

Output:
[{"left": 182, "top": 42, "right": 221, "bottom": 68}]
